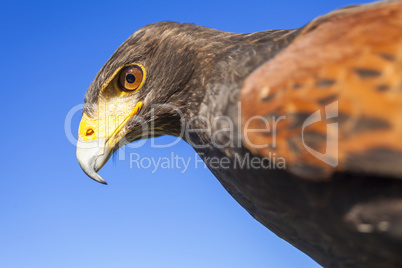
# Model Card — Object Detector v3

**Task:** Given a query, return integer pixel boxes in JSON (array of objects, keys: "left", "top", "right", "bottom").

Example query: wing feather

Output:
[{"left": 241, "top": 0, "right": 402, "bottom": 180}]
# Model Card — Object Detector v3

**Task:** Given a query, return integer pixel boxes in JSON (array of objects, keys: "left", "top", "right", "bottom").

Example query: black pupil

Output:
[{"left": 126, "top": 74, "right": 136, "bottom": 84}]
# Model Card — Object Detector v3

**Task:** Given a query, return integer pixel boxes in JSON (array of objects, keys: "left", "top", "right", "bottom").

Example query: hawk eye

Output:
[{"left": 118, "top": 65, "right": 144, "bottom": 91}]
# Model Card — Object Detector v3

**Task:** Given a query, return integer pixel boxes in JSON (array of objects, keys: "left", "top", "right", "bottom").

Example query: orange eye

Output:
[{"left": 118, "top": 65, "right": 144, "bottom": 91}]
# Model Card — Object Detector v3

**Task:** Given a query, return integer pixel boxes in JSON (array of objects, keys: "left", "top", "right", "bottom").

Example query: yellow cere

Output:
[{"left": 78, "top": 101, "right": 143, "bottom": 142}]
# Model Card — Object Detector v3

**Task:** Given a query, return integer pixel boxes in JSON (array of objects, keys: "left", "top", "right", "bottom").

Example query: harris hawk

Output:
[{"left": 77, "top": 1, "right": 402, "bottom": 267}]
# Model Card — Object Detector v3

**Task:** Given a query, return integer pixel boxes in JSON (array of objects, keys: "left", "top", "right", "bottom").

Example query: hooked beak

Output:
[
  {"left": 76, "top": 139, "right": 110, "bottom": 184},
  {"left": 76, "top": 101, "right": 143, "bottom": 184}
]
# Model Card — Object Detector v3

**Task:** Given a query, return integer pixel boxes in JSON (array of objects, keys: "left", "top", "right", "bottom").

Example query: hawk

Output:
[{"left": 77, "top": 1, "right": 402, "bottom": 267}]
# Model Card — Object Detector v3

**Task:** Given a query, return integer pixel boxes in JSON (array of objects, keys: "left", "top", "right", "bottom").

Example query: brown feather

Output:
[{"left": 241, "top": 0, "right": 402, "bottom": 180}]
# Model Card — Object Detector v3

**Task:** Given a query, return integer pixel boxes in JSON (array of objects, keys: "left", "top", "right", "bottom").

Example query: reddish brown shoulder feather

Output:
[{"left": 241, "top": 1, "right": 402, "bottom": 180}]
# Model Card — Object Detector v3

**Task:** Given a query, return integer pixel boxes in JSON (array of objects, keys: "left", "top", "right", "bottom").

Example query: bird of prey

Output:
[{"left": 76, "top": 1, "right": 402, "bottom": 267}]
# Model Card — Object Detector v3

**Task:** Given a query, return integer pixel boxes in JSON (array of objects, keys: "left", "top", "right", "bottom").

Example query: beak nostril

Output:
[{"left": 86, "top": 128, "right": 94, "bottom": 136}]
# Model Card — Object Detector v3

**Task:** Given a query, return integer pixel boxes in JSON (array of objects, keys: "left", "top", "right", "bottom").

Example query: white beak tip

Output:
[{"left": 76, "top": 139, "right": 110, "bottom": 185}]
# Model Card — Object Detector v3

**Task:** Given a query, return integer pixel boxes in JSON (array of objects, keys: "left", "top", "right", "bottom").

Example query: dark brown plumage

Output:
[{"left": 77, "top": 1, "right": 402, "bottom": 267}]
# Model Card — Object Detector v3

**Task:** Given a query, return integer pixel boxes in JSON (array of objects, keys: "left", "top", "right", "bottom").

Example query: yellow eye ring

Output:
[{"left": 118, "top": 64, "right": 145, "bottom": 91}]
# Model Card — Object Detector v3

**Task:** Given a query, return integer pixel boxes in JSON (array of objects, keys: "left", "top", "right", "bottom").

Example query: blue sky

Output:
[{"left": 1, "top": 0, "right": 370, "bottom": 267}]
